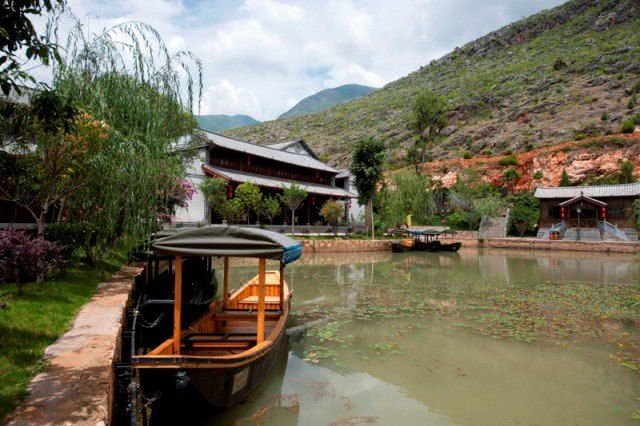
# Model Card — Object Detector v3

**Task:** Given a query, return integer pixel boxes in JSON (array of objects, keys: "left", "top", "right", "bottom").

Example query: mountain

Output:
[
  {"left": 195, "top": 114, "right": 260, "bottom": 132},
  {"left": 278, "top": 84, "right": 376, "bottom": 119},
  {"left": 227, "top": 0, "right": 640, "bottom": 168}
]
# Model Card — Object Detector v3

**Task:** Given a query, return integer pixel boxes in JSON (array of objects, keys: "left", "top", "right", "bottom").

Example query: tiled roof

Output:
[
  {"left": 200, "top": 130, "right": 336, "bottom": 173},
  {"left": 203, "top": 165, "right": 357, "bottom": 198},
  {"left": 534, "top": 182, "right": 640, "bottom": 199}
]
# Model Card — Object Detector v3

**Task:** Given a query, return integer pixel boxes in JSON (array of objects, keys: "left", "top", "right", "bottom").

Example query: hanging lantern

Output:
[
  {"left": 601, "top": 206, "right": 606, "bottom": 220},
  {"left": 560, "top": 206, "right": 565, "bottom": 220}
]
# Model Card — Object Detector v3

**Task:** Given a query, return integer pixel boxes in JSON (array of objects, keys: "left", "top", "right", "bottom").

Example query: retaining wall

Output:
[
  {"left": 301, "top": 239, "right": 392, "bottom": 253},
  {"left": 300, "top": 236, "right": 639, "bottom": 254},
  {"left": 7, "top": 265, "right": 141, "bottom": 426}
]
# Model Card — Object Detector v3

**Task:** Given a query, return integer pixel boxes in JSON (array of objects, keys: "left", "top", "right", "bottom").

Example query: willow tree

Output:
[{"left": 46, "top": 12, "right": 202, "bottom": 256}]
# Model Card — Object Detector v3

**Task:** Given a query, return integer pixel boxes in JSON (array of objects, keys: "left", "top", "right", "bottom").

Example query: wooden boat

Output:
[
  {"left": 438, "top": 229, "right": 462, "bottom": 252},
  {"left": 390, "top": 228, "right": 461, "bottom": 252},
  {"left": 131, "top": 225, "right": 302, "bottom": 408},
  {"left": 390, "top": 229, "right": 440, "bottom": 252}
]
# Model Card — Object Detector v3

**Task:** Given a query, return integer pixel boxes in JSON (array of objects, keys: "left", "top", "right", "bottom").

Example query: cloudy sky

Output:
[{"left": 39, "top": 0, "right": 565, "bottom": 120}]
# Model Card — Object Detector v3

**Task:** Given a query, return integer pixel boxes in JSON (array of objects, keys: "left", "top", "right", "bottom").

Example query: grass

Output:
[{"left": 0, "top": 250, "right": 126, "bottom": 422}]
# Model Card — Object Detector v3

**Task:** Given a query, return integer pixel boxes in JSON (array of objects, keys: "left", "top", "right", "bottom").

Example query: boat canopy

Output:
[{"left": 152, "top": 225, "right": 302, "bottom": 264}]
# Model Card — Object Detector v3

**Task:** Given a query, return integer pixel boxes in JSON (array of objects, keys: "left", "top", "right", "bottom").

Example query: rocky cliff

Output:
[{"left": 425, "top": 133, "right": 640, "bottom": 191}]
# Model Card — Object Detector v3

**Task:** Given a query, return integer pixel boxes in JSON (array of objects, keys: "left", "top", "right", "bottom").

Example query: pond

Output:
[{"left": 167, "top": 248, "right": 640, "bottom": 425}]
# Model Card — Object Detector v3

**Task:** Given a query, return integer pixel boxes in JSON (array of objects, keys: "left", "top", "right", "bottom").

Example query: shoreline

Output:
[{"left": 300, "top": 236, "right": 640, "bottom": 254}]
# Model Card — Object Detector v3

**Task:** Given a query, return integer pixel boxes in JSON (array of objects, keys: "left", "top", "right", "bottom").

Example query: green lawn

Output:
[{"left": 0, "top": 251, "right": 126, "bottom": 422}]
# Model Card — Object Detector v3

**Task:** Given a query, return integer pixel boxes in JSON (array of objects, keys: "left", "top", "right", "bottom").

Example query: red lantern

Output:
[
  {"left": 601, "top": 206, "right": 606, "bottom": 220},
  {"left": 560, "top": 206, "right": 565, "bottom": 220}
]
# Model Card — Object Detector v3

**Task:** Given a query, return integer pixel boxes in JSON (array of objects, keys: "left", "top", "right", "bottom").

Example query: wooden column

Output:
[
  {"left": 173, "top": 256, "right": 183, "bottom": 355},
  {"left": 279, "top": 262, "right": 285, "bottom": 310},
  {"left": 223, "top": 256, "right": 229, "bottom": 308},
  {"left": 257, "top": 258, "right": 266, "bottom": 344}
]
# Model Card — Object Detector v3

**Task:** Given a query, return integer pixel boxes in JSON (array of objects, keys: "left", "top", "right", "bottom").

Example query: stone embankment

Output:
[
  {"left": 300, "top": 234, "right": 640, "bottom": 254},
  {"left": 7, "top": 265, "right": 141, "bottom": 426},
  {"left": 301, "top": 239, "right": 392, "bottom": 253}
]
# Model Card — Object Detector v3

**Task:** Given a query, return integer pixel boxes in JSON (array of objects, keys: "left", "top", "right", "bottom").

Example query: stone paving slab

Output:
[{"left": 7, "top": 265, "right": 141, "bottom": 426}]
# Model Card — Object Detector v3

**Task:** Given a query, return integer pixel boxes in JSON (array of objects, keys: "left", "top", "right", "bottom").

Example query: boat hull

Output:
[
  {"left": 187, "top": 325, "right": 288, "bottom": 407},
  {"left": 439, "top": 242, "right": 462, "bottom": 252}
]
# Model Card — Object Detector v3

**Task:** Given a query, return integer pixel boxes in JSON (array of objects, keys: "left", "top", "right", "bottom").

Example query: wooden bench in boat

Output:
[
  {"left": 214, "top": 310, "right": 281, "bottom": 321},
  {"left": 238, "top": 296, "right": 280, "bottom": 304}
]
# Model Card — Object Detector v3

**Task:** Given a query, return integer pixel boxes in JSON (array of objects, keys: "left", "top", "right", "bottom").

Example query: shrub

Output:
[
  {"left": 553, "top": 58, "right": 567, "bottom": 71},
  {"left": 320, "top": 200, "right": 344, "bottom": 235},
  {"left": 621, "top": 121, "right": 636, "bottom": 134},
  {"left": 533, "top": 170, "right": 543, "bottom": 180},
  {"left": 462, "top": 151, "right": 473, "bottom": 159},
  {"left": 601, "top": 112, "right": 609, "bottom": 122},
  {"left": 632, "top": 113, "right": 640, "bottom": 126},
  {"left": 45, "top": 222, "right": 92, "bottom": 259},
  {"left": 0, "top": 229, "right": 62, "bottom": 292},
  {"left": 633, "top": 81, "right": 640, "bottom": 94},
  {"left": 628, "top": 94, "right": 637, "bottom": 110},
  {"left": 574, "top": 133, "right": 586, "bottom": 141},
  {"left": 503, "top": 148, "right": 514, "bottom": 155},
  {"left": 499, "top": 155, "right": 518, "bottom": 166}
]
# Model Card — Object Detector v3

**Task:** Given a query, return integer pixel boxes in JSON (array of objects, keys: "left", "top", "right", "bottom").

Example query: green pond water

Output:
[{"left": 205, "top": 248, "right": 640, "bottom": 425}]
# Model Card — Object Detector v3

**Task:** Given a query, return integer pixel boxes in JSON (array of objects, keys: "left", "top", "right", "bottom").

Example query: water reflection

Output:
[{"left": 200, "top": 249, "right": 640, "bottom": 425}]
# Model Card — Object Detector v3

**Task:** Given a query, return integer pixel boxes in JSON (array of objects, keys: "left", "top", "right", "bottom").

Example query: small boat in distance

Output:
[
  {"left": 131, "top": 225, "right": 302, "bottom": 409},
  {"left": 390, "top": 227, "right": 462, "bottom": 252}
]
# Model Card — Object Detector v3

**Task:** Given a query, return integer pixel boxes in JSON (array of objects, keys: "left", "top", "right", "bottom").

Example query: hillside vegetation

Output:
[
  {"left": 278, "top": 84, "right": 376, "bottom": 119},
  {"left": 196, "top": 114, "right": 260, "bottom": 132},
  {"left": 228, "top": 0, "right": 640, "bottom": 167}
]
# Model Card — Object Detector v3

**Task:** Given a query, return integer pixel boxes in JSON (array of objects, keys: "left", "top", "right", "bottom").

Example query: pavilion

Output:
[{"left": 534, "top": 182, "right": 639, "bottom": 241}]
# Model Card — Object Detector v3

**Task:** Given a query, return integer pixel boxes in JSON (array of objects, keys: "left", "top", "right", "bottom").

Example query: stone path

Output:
[{"left": 7, "top": 265, "right": 141, "bottom": 426}]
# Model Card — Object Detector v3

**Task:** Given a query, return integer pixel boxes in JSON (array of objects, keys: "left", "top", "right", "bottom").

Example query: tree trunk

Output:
[
  {"left": 365, "top": 198, "right": 374, "bottom": 238},
  {"left": 291, "top": 208, "right": 295, "bottom": 235},
  {"left": 36, "top": 213, "right": 46, "bottom": 284}
]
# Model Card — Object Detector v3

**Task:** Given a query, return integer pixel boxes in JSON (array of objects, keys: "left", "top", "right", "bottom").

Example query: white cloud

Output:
[
  {"left": 201, "top": 79, "right": 261, "bottom": 118},
  {"left": 36, "top": 0, "right": 566, "bottom": 121}
]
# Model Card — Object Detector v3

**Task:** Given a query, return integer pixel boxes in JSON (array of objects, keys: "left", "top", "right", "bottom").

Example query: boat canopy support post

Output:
[
  {"left": 223, "top": 256, "right": 229, "bottom": 308},
  {"left": 173, "top": 255, "right": 182, "bottom": 354},
  {"left": 279, "top": 262, "right": 284, "bottom": 309},
  {"left": 257, "top": 258, "right": 266, "bottom": 344}
]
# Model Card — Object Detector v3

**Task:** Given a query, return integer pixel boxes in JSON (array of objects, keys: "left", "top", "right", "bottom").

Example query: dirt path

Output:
[{"left": 6, "top": 265, "right": 141, "bottom": 426}]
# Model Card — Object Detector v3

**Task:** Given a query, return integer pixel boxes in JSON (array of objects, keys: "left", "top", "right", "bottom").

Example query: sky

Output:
[{"left": 35, "top": 0, "right": 566, "bottom": 121}]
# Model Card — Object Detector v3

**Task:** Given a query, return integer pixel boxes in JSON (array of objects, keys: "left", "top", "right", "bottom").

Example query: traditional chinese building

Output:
[
  {"left": 534, "top": 183, "right": 639, "bottom": 241},
  {"left": 175, "top": 130, "right": 361, "bottom": 226}
]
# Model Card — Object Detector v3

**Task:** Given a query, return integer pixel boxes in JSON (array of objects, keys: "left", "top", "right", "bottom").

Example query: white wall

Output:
[{"left": 174, "top": 148, "right": 208, "bottom": 224}]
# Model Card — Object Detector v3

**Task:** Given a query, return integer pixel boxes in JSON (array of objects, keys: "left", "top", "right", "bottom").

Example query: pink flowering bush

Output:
[
  {"left": 0, "top": 229, "right": 62, "bottom": 288},
  {"left": 156, "top": 178, "right": 197, "bottom": 224}
]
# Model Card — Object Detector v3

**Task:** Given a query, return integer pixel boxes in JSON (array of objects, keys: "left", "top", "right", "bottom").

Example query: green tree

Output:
[
  {"left": 472, "top": 194, "right": 505, "bottom": 229},
  {"left": 220, "top": 198, "right": 244, "bottom": 224},
  {"left": 559, "top": 169, "right": 571, "bottom": 186},
  {"left": 0, "top": 0, "right": 65, "bottom": 95},
  {"left": 320, "top": 200, "right": 344, "bottom": 235},
  {"left": 46, "top": 15, "right": 202, "bottom": 255},
  {"left": 200, "top": 178, "right": 228, "bottom": 209},
  {"left": 0, "top": 91, "right": 105, "bottom": 240},
  {"left": 262, "top": 196, "right": 281, "bottom": 224},
  {"left": 508, "top": 192, "right": 540, "bottom": 237},
  {"left": 235, "top": 182, "right": 263, "bottom": 224},
  {"left": 350, "top": 137, "right": 385, "bottom": 237},
  {"left": 502, "top": 167, "right": 521, "bottom": 194},
  {"left": 200, "top": 177, "right": 229, "bottom": 222},
  {"left": 448, "top": 169, "right": 501, "bottom": 229},
  {"left": 383, "top": 171, "right": 434, "bottom": 226},
  {"left": 280, "top": 183, "right": 307, "bottom": 234},
  {"left": 407, "top": 91, "right": 447, "bottom": 175},
  {"left": 619, "top": 160, "right": 636, "bottom": 184}
]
